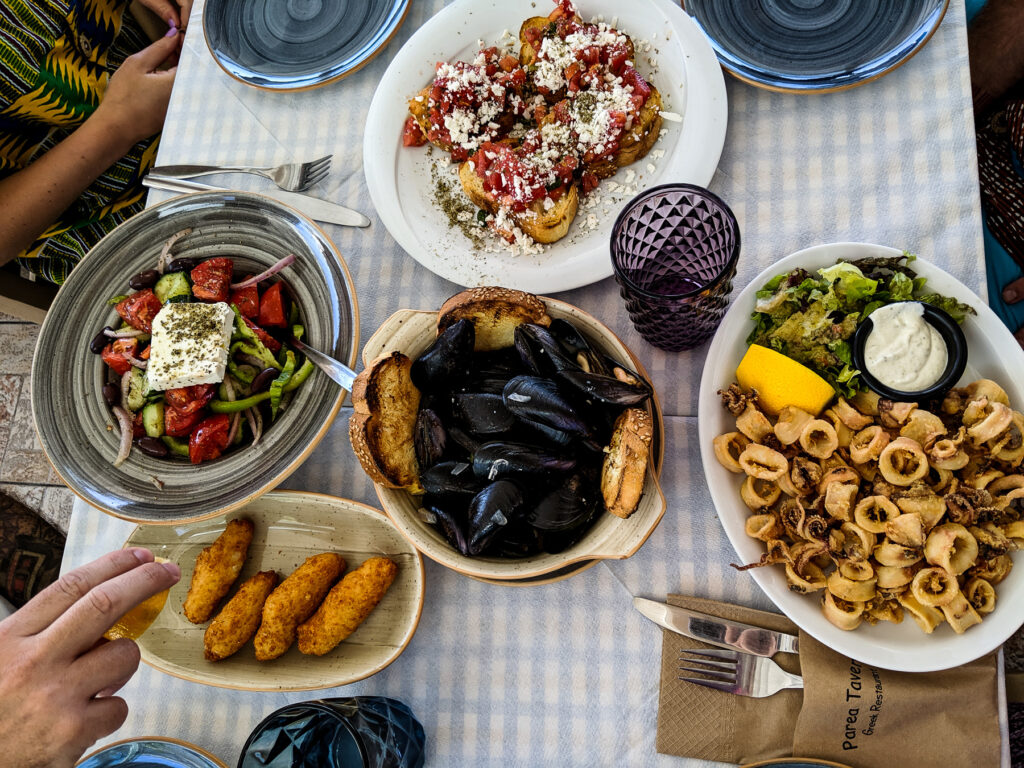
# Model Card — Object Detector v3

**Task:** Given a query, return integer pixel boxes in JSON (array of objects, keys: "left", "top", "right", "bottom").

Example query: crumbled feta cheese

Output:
[
  {"left": 147, "top": 302, "right": 234, "bottom": 391},
  {"left": 658, "top": 110, "right": 683, "bottom": 122}
]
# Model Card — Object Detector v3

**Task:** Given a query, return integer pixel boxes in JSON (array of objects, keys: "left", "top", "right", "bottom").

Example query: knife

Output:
[
  {"left": 633, "top": 597, "right": 799, "bottom": 657},
  {"left": 142, "top": 175, "right": 372, "bottom": 228}
]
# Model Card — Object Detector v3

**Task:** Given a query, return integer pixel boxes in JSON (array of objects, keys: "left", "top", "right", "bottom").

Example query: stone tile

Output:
[
  {"left": 0, "top": 322, "right": 39, "bottom": 375},
  {"left": 0, "top": 482, "right": 46, "bottom": 514},
  {"left": 0, "top": 311, "right": 23, "bottom": 321},
  {"left": 5, "top": 374, "right": 39, "bottom": 452},
  {"left": 0, "top": 448, "right": 53, "bottom": 484},
  {"left": 0, "top": 374, "right": 22, "bottom": 463},
  {"left": 39, "top": 486, "right": 73, "bottom": 535}
]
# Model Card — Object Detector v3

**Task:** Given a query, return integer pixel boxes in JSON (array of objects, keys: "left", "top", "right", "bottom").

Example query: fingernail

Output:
[
  {"left": 165, "top": 20, "right": 178, "bottom": 37},
  {"left": 1005, "top": 287, "right": 1018, "bottom": 302},
  {"left": 161, "top": 561, "right": 181, "bottom": 579},
  {"left": 129, "top": 547, "right": 153, "bottom": 564}
]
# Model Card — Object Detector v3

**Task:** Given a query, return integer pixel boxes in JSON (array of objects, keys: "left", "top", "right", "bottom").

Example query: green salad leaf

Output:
[{"left": 746, "top": 251, "right": 977, "bottom": 398}]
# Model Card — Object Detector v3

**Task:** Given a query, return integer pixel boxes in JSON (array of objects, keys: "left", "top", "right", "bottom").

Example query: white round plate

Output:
[
  {"left": 698, "top": 242, "right": 1024, "bottom": 672},
  {"left": 363, "top": 0, "right": 727, "bottom": 293}
]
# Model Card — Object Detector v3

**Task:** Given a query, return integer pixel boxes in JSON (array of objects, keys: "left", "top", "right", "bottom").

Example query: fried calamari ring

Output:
[
  {"left": 799, "top": 419, "right": 838, "bottom": 459},
  {"left": 817, "top": 466, "right": 860, "bottom": 495},
  {"left": 875, "top": 565, "right": 916, "bottom": 590},
  {"left": 990, "top": 412, "right": 1024, "bottom": 465},
  {"left": 878, "top": 437, "right": 929, "bottom": 486},
  {"left": 849, "top": 426, "right": 889, "bottom": 465},
  {"left": 823, "top": 408, "right": 854, "bottom": 448},
  {"left": 899, "top": 409, "right": 946, "bottom": 449},
  {"left": 834, "top": 397, "right": 874, "bottom": 430},
  {"left": 785, "top": 561, "right": 827, "bottom": 594},
  {"left": 897, "top": 591, "right": 944, "bottom": 634},
  {"left": 970, "top": 554, "right": 1013, "bottom": 584},
  {"left": 774, "top": 405, "right": 814, "bottom": 445},
  {"left": 713, "top": 432, "right": 750, "bottom": 473},
  {"left": 924, "top": 523, "right": 978, "bottom": 575},
  {"left": 964, "top": 577, "right": 996, "bottom": 615},
  {"left": 910, "top": 567, "right": 959, "bottom": 607},
  {"left": 966, "top": 400, "right": 1013, "bottom": 444},
  {"left": 827, "top": 570, "right": 877, "bottom": 602},
  {"left": 873, "top": 541, "right": 923, "bottom": 567},
  {"left": 822, "top": 591, "right": 864, "bottom": 631},
  {"left": 926, "top": 437, "right": 969, "bottom": 470},
  {"left": 940, "top": 590, "right": 983, "bottom": 634},
  {"left": 853, "top": 495, "right": 900, "bottom": 534},
  {"left": 828, "top": 521, "right": 877, "bottom": 563},
  {"left": 884, "top": 513, "right": 926, "bottom": 548},
  {"left": 967, "top": 379, "right": 1010, "bottom": 406},
  {"left": 740, "top": 476, "right": 781, "bottom": 511},
  {"left": 736, "top": 403, "right": 773, "bottom": 443},
  {"left": 738, "top": 443, "right": 788, "bottom": 481},
  {"left": 745, "top": 513, "right": 783, "bottom": 541},
  {"left": 839, "top": 560, "right": 875, "bottom": 581},
  {"left": 790, "top": 456, "right": 823, "bottom": 496},
  {"left": 824, "top": 482, "right": 858, "bottom": 522}
]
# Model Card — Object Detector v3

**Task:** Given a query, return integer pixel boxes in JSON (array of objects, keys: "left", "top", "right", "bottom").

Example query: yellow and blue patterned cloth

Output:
[{"left": 0, "top": 0, "right": 157, "bottom": 283}]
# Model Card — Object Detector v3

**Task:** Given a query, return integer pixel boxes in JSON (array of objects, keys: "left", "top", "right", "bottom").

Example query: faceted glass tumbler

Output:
[
  {"left": 610, "top": 184, "right": 740, "bottom": 351},
  {"left": 237, "top": 697, "right": 426, "bottom": 768}
]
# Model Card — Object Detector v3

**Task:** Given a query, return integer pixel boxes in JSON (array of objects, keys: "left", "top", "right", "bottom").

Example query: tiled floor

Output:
[{"left": 0, "top": 311, "right": 73, "bottom": 534}]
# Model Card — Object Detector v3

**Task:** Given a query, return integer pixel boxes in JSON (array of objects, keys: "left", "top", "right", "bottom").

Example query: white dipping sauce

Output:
[{"left": 863, "top": 302, "right": 948, "bottom": 391}]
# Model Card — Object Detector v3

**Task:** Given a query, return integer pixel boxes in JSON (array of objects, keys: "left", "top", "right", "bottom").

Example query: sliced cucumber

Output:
[
  {"left": 142, "top": 401, "right": 164, "bottom": 438},
  {"left": 154, "top": 271, "right": 191, "bottom": 304},
  {"left": 126, "top": 368, "right": 148, "bottom": 411}
]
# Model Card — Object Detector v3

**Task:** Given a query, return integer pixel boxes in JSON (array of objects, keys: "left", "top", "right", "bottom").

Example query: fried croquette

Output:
[
  {"left": 203, "top": 570, "right": 278, "bottom": 662},
  {"left": 297, "top": 556, "right": 398, "bottom": 656},
  {"left": 253, "top": 552, "right": 345, "bottom": 660},
  {"left": 183, "top": 518, "right": 254, "bottom": 624}
]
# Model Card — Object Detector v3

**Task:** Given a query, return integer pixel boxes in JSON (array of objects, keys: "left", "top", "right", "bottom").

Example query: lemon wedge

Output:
[
  {"left": 103, "top": 557, "right": 172, "bottom": 641},
  {"left": 735, "top": 344, "right": 835, "bottom": 416}
]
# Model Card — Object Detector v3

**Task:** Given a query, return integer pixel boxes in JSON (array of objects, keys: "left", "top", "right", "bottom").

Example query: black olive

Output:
[
  {"left": 90, "top": 326, "right": 112, "bottom": 354},
  {"left": 128, "top": 269, "right": 159, "bottom": 290},
  {"left": 250, "top": 367, "right": 279, "bottom": 393},
  {"left": 102, "top": 383, "right": 120, "bottom": 406},
  {"left": 166, "top": 256, "right": 203, "bottom": 273},
  {"left": 135, "top": 437, "right": 169, "bottom": 458}
]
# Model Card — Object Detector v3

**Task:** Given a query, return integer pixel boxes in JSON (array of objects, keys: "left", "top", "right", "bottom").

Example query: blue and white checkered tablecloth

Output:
[{"left": 63, "top": 0, "right": 997, "bottom": 765}]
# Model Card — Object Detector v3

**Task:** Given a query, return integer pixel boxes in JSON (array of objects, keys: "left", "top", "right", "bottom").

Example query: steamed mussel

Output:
[{"left": 410, "top": 311, "right": 652, "bottom": 558}]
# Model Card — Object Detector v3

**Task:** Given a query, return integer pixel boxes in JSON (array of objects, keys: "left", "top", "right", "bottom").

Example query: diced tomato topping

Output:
[
  {"left": 229, "top": 284, "right": 260, "bottom": 319},
  {"left": 101, "top": 338, "right": 139, "bottom": 376},
  {"left": 191, "top": 258, "right": 233, "bottom": 302},
  {"left": 165, "top": 384, "right": 216, "bottom": 415},
  {"left": 402, "top": 116, "right": 427, "bottom": 148},
  {"left": 139, "top": 345, "right": 151, "bottom": 360},
  {"left": 164, "top": 405, "right": 205, "bottom": 437},
  {"left": 498, "top": 55, "right": 519, "bottom": 73},
  {"left": 132, "top": 410, "right": 146, "bottom": 438},
  {"left": 189, "top": 413, "right": 231, "bottom": 464},
  {"left": 257, "top": 282, "right": 288, "bottom": 328},
  {"left": 243, "top": 316, "right": 281, "bottom": 352},
  {"left": 581, "top": 172, "right": 600, "bottom": 195},
  {"left": 115, "top": 290, "right": 162, "bottom": 332}
]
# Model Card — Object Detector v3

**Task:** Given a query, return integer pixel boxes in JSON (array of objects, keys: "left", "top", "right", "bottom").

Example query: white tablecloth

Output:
[{"left": 62, "top": 0, "right": 1002, "bottom": 765}]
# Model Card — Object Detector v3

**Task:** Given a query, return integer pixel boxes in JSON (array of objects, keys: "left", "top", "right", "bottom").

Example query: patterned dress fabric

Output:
[{"left": 0, "top": 0, "right": 157, "bottom": 283}]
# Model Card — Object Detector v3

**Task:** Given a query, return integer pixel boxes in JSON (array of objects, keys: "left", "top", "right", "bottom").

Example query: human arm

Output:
[
  {"left": 0, "top": 548, "right": 180, "bottom": 768},
  {"left": 0, "top": 32, "right": 180, "bottom": 269}
]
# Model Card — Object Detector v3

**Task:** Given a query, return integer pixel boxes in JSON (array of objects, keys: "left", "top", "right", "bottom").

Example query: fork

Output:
[
  {"left": 148, "top": 155, "right": 332, "bottom": 192},
  {"left": 678, "top": 647, "right": 804, "bottom": 698}
]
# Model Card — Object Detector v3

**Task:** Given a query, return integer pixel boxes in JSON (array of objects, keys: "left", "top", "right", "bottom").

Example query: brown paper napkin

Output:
[{"left": 655, "top": 594, "right": 1002, "bottom": 767}]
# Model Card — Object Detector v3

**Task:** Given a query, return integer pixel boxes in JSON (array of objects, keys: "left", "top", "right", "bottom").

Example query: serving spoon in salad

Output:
[{"left": 290, "top": 335, "right": 357, "bottom": 391}]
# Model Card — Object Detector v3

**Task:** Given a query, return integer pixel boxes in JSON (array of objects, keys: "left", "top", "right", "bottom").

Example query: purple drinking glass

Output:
[{"left": 610, "top": 184, "right": 740, "bottom": 352}]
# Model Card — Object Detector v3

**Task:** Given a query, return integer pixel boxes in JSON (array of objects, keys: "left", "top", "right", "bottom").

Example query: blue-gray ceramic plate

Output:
[
  {"left": 684, "top": 0, "right": 948, "bottom": 93},
  {"left": 204, "top": 0, "right": 410, "bottom": 91},
  {"left": 76, "top": 737, "right": 227, "bottom": 768},
  {"left": 32, "top": 192, "right": 358, "bottom": 524}
]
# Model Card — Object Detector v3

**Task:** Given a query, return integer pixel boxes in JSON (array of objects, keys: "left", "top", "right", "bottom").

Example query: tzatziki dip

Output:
[{"left": 863, "top": 302, "right": 948, "bottom": 391}]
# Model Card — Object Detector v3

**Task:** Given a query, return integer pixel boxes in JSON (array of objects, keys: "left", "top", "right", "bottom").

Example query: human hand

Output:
[
  {"left": 94, "top": 33, "right": 180, "bottom": 146},
  {"left": 0, "top": 549, "right": 180, "bottom": 768},
  {"left": 137, "top": 0, "right": 193, "bottom": 31}
]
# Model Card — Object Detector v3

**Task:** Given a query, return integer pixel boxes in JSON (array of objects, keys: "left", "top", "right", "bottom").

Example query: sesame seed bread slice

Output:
[
  {"left": 601, "top": 407, "right": 652, "bottom": 519},
  {"left": 349, "top": 351, "right": 423, "bottom": 493},
  {"left": 437, "top": 287, "right": 551, "bottom": 351}
]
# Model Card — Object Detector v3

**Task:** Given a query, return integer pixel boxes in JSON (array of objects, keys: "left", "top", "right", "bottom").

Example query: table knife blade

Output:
[
  {"left": 142, "top": 175, "right": 371, "bottom": 228},
  {"left": 633, "top": 597, "right": 799, "bottom": 657}
]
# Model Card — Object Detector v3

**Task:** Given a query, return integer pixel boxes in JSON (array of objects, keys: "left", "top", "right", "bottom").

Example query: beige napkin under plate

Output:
[{"left": 656, "top": 594, "right": 1002, "bottom": 767}]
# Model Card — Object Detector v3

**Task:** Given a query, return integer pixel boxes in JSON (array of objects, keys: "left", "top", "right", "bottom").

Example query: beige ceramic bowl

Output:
[
  {"left": 124, "top": 490, "right": 424, "bottom": 691},
  {"left": 360, "top": 296, "right": 667, "bottom": 583}
]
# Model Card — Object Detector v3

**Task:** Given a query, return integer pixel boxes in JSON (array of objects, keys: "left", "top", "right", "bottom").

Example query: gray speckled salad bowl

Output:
[{"left": 32, "top": 191, "right": 358, "bottom": 524}]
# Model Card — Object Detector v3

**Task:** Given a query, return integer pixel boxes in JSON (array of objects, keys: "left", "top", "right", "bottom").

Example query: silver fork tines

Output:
[
  {"left": 678, "top": 647, "right": 803, "bottom": 698},
  {"left": 150, "top": 155, "right": 333, "bottom": 192}
]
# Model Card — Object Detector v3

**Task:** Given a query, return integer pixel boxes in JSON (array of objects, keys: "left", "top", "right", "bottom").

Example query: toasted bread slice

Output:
[
  {"left": 408, "top": 87, "right": 451, "bottom": 153},
  {"left": 614, "top": 85, "right": 663, "bottom": 170},
  {"left": 601, "top": 407, "right": 652, "bottom": 519},
  {"left": 437, "top": 287, "right": 551, "bottom": 351},
  {"left": 458, "top": 160, "right": 578, "bottom": 244},
  {"left": 519, "top": 16, "right": 551, "bottom": 68},
  {"left": 349, "top": 351, "right": 423, "bottom": 492}
]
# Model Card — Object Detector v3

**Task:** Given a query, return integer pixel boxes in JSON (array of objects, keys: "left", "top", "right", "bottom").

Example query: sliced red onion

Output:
[
  {"left": 120, "top": 371, "right": 132, "bottom": 413},
  {"left": 246, "top": 407, "right": 263, "bottom": 445},
  {"left": 104, "top": 327, "right": 147, "bottom": 339},
  {"left": 156, "top": 227, "right": 193, "bottom": 274},
  {"left": 230, "top": 253, "right": 295, "bottom": 290},
  {"left": 237, "top": 353, "right": 266, "bottom": 369},
  {"left": 125, "top": 356, "right": 148, "bottom": 370},
  {"left": 112, "top": 406, "right": 133, "bottom": 467},
  {"left": 223, "top": 377, "right": 236, "bottom": 401},
  {"left": 226, "top": 412, "right": 241, "bottom": 445}
]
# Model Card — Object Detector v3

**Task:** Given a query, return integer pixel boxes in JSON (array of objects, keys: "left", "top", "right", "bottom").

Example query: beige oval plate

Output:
[{"left": 124, "top": 490, "right": 424, "bottom": 691}]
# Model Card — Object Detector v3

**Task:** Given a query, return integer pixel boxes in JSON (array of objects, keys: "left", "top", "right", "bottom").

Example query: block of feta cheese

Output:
[{"left": 147, "top": 302, "right": 235, "bottom": 391}]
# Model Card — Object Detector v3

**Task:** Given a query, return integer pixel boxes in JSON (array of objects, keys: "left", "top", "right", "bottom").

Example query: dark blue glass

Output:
[{"left": 238, "top": 697, "right": 425, "bottom": 768}]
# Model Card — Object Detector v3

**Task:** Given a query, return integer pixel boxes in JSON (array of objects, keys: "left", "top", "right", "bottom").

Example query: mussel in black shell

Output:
[
  {"left": 426, "top": 503, "right": 470, "bottom": 556},
  {"left": 420, "top": 460, "right": 483, "bottom": 498},
  {"left": 451, "top": 392, "right": 516, "bottom": 435},
  {"left": 414, "top": 408, "right": 447, "bottom": 468},
  {"left": 514, "top": 323, "right": 575, "bottom": 376},
  {"left": 411, "top": 318, "right": 474, "bottom": 393},
  {"left": 468, "top": 480, "right": 525, "bottom": 555},
  {"left": 472, "top": 441, "right": 576, "bottom": 482},
  {"left": 529, "top": 471, "right": 600, "bottom": 532},
  {"left": 502, "top": 375, "right": 593, "bottom": 439}
]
